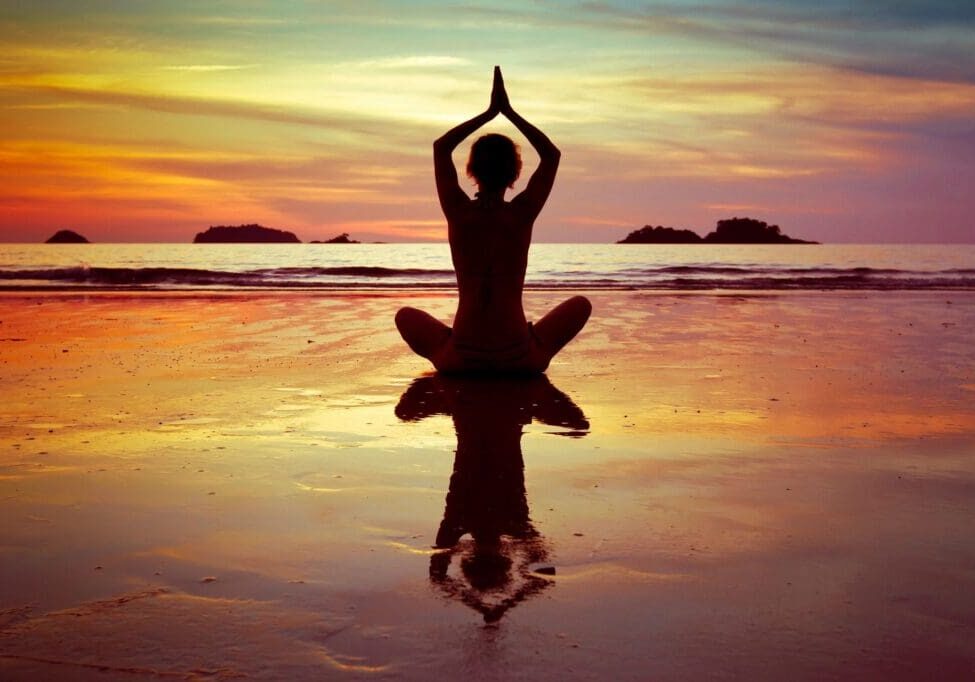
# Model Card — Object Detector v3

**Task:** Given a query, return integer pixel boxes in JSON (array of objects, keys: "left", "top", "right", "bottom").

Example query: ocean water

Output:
[{"left": 0, "top": 243, "right": 973, "bottom": 291}]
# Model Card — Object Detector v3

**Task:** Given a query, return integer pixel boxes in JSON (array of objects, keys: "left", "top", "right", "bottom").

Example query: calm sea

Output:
[{"left": 0, "top": 243, "right": 973, "bottom": 292}]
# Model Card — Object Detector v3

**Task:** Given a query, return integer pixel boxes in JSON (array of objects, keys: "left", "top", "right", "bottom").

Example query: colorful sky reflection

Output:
[{"left": 1, "top": 1, "right": 973, "bottom": 243}]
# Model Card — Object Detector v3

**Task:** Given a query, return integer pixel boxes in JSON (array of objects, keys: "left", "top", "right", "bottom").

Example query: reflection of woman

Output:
[
  {"left": 396, "top": 67, "right": 591, "bottom": 374},
  {"left": 396, "top": 374, "right": 589, "bottom": 623}
]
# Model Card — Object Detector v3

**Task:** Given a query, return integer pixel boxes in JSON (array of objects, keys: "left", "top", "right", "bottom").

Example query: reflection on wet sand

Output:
[{"left": 396, "top": 374, "right": 589, "bottom": 623}]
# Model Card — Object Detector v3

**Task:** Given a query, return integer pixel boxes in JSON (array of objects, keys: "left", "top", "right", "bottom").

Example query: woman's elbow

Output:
[{"left": 433, "top": 137, "right": 451, "bottom": 154}]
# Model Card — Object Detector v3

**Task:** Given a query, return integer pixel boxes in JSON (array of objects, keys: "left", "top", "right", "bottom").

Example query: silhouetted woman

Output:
[{"left": 396, "top": 67, "right": 591, "bottom": 373}]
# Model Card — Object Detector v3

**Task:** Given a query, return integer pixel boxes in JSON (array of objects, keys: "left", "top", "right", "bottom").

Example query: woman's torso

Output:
[{"left": 448, "top": 197, "right": 533, "bottom": 348}]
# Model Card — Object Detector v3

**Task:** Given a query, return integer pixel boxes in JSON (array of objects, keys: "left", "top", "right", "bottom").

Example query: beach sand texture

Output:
[{"left": 1, "top": 291, "right": 974, "bottom": 680}]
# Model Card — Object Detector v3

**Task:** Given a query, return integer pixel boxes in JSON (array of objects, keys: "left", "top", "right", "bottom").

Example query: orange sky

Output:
[{"left": 2, "top": 2, "right": 974, "bottom": 243}]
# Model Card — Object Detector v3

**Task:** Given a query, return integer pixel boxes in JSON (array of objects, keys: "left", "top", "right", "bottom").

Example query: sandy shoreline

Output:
[{"left": 2, "top": 290, "right": 974, "bottom": 679}]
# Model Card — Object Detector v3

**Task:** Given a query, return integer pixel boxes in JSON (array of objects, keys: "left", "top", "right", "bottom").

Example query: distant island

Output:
[
  {"left": 45, "top": 229, "right": 90, "bottom": 243},
  {"left": 617, "top": 225, "right": 701, "bottom": 244},
  {"left": 311, "top": 233, "right": 360, "bottom": 244},
  {"left": 193, "top": 224, "right": 300, "bottom": 243},
  {"left": 618, "top": 217, "right": 817, "bottom": 244}
]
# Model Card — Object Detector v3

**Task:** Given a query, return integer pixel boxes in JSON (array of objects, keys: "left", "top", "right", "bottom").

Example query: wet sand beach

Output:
[{"left": 1, "top": 290, "right": 974, "bottom": 680}]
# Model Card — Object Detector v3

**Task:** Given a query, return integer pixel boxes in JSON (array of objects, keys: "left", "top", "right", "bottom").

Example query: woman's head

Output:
[{"left": 466, "top": 134, "right": 522, "bottom": 193}]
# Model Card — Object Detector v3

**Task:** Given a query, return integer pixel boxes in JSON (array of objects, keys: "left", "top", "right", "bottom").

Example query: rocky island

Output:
[
  {"left": 311, "top": 233, "right": 360, "bottom": 244},
  {"left": 616, "top": 225, "right": 702, "bottom": 244},
  {"left": 618, "top": 217, "right": 817, "bottom": 244},
  {"left": 45, "top": 229, "right": 90, "bottom": 243},
  {"left": 193, "top": 224, "right": 301, "bottom": 243}
]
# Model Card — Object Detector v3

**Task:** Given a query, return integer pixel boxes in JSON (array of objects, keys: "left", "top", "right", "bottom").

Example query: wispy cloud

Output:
[
  {"left": 352, "top": 55, "right": 472, "bottom": 69},
  {"left": 190, "top": 15, "right": 293, "bottom": 27},
  {"left": 161, "top": 64, "right": 260, "bottom": 72},
  {"left": 12, "top": 82, "right": 426, "bottom": 144},
  {"left": 576, "top": 1, "right": 975, "bottom": 84}
]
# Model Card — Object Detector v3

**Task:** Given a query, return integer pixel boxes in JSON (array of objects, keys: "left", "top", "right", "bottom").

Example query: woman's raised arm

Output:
[
  {"left": 433, "top": 103, "right": 497, "bottom": 216},
  {"left": 493, "top": 67, "right": 559, "bottom": 161},
  {"left": 493, "top": 67, "right": 560, "bottom": 217}
]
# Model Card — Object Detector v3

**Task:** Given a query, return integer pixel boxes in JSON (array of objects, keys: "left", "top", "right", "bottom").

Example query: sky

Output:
[{"left": 1, "top": 1, "right": 973, "bottom": 243}]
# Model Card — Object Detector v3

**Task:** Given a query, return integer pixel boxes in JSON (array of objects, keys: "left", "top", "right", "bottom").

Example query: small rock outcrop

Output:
[
  {"left": 45, "top": 230, "right": 90, "bottom": 243},
  {"left": 193, "top": 224, "right": 300, "bottom": 243},
  {"left": 311, "top": 233, "right": 360, "bottom": 244}
]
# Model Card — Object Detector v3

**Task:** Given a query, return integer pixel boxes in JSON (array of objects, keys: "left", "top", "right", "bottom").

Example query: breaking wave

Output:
[{"left": 2, "top": 264, "right": 973, "bottom": 291}]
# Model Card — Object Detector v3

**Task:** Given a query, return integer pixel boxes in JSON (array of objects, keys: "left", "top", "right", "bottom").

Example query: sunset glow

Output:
[{"left": 2, "top": 2, "right": 973, "bottom": 243}]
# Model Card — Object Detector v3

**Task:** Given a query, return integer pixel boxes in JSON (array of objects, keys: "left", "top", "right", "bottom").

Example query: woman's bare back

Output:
[{"left": 449, "top": 197, "right": 532, "bottom": 348}]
